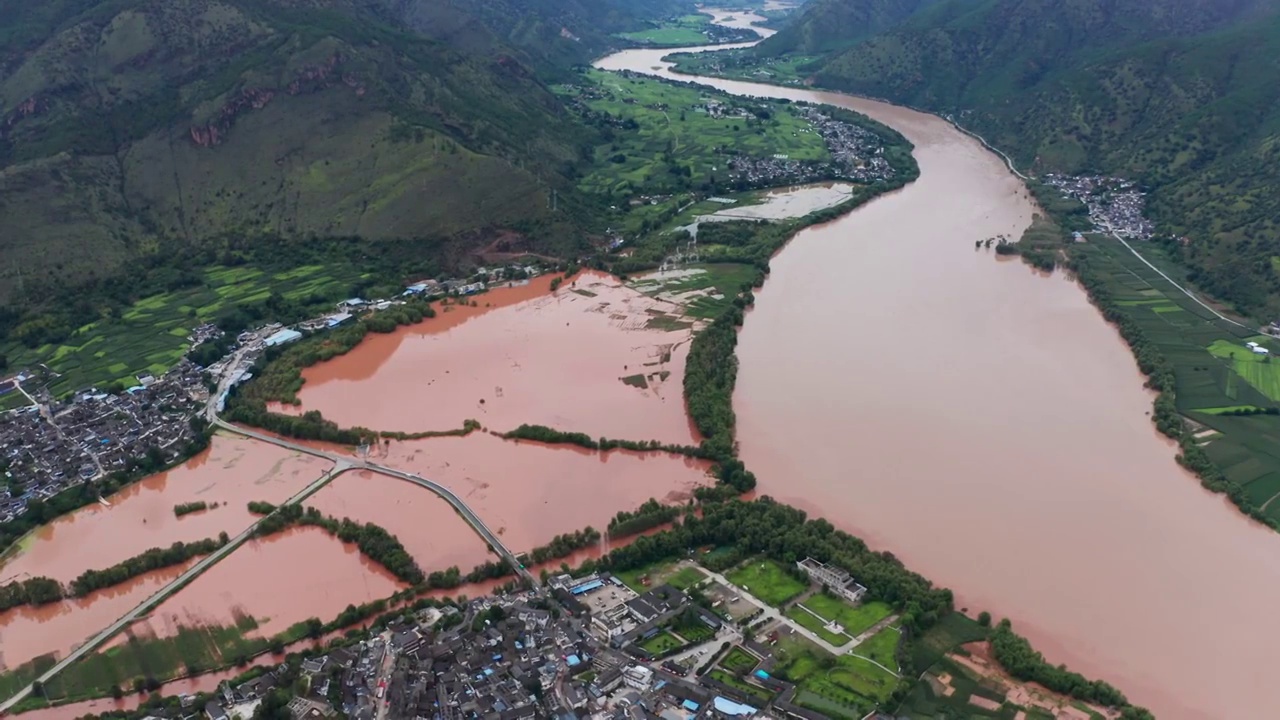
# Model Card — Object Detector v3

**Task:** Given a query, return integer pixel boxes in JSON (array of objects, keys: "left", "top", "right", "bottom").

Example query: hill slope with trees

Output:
[{"left": 793, "top": 0, "right": 1280, "bottom": 317}]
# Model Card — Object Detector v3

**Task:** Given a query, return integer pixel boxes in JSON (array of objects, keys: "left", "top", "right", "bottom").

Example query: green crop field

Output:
[
  {"left": 668, "top": 49, "right": 822, "bottom": 88},
  {"left": 726, "top": 558, "right": 807, "bottom": 606},
  {"left": 556, "top": 69, "right": 830, "bottom": 199},
  {"left": 1072, "top": 237, "right": 1280, "bottom": 522},
  {"left": 802, "top": 594, "right": 893, "bottom": 637},
  {"left": 1207, "top": 340, "right": 1280, "bottom": 401},
  {"left": 2, "top": 264, "right": 362, "bottom": 397},
  {"left": 22, "top": 613, "right": 279, "bottom": 703},
  {"left": 639, "top": 630, "right": 684, "bottom": 656},
  {"left": 615, "top": 559, "right": 706, "bottom": 592}
]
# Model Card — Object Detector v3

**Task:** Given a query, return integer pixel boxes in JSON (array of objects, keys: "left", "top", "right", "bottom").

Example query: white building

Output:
[
  {"left": 623, "top": 665, "right": 653, "bottom": 691},
  {"left": 797, "top": 557, "right": 867, "bottom": 604}
]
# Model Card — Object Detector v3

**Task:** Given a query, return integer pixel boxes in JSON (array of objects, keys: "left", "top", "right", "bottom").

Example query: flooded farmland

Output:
[
  {"left": 0, "top": 436, "right": 329, "bottom": 671},
  {"left": 377, "top": 435, "right": 710, "bottom": 552},
  {"left": 306, "top": 469, "right": 492, "bottom": 573},
  {"left": 126, "top": 529, "right": 401, "bottom": 642},
  {"left": 290, "top": 273, "right": 699, "bottom": 445}
]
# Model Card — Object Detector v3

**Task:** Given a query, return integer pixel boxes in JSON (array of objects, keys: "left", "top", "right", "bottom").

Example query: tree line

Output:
[
  {"left": 527, "top": 527, "right": 601, "bottom": 565},
  {"left": 502, "top": 423, "right": 711, "bottom": 458},
  {"left": 249, "top": 503, "right": 424, "bottom": 585},
  {"left": 608, "top": 498, "right": 680, "bottom": 537},
  {"left": 172, "top": 501, "right": 210, "bottom": 517},
  {"left": 223, "top": 301, "right": 435, "bottom": 445},
  {"left": 0, "top": 535, "right": 228, "bottom": 610},
  {"left": 69, "top": 535, "right": 229, "bottom": 597}
]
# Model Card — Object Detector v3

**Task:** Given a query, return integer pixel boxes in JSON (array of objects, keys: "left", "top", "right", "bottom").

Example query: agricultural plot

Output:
[
  {"left": 909, "top": 612, "right": 989, "bottom": 673},
  {"left": 555, "top": 69, "right": 830, "bottom": 198},
  {"left": 618, "top": 15, "right": 716, "bottom": 45},
  {"left": 630, "top": 263, "right": 761, "bottom": 320},
  {"left": 2, "top": 264, "right": 360, "bottom": 397},
  {"left": 802, "top": 594, "right": 893, "bottom": 637},
  {"left": 1075, "top": 238, "right": 1280, "bottom": 521},
  {"left": 37, "top": 613, "right": 279, "bottom": 702},
  {"left": 725, "top": 558, "right": 807, "bottom": 606}
]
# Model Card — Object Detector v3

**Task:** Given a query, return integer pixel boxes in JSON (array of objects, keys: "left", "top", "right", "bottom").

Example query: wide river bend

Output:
[{"left": 596, "top": 12, "right": 1280, "bottom": 720}]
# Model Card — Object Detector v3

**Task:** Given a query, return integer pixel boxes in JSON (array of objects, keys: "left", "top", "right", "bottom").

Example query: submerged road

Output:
[
  {"left": 0, "top": 416, "right": 531, "bottom": 713},
  {"left": 209, "top": 418, "right": 531, "bottom": 586},
  {"left": 0, "top": 460, "right": 353, "bottom": 714}
]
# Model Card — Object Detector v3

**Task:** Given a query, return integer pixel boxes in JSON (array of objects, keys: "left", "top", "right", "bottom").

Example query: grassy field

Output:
[
  {"left": 1072, "top": 236, "right": 1280, "bottom": 521},
  {"left": 1207, "top": 339, "right": 1280, "bottom": 401},
  {"left": 614, "top": 559, "right": 706, "bottom": 592},
  {"left": 672, "top": 613, "right": 716, "bottom": 644},
  {"left": 720, "top": 646, "right": 759, "bottom": 673},
  {"left": 639, "top": 630, "right": 684, "bottom": 656},
  {"left": 618, "top": 14, "right": 715, "bottom": 45},
  {"left": 1, "top": 264, "right": 362, "bottom": 397},
  {"left": 726, "top": 558, "right": 807, "bottom": 606},
  {"left": 802, "top": 594, "right": 893, "bottom": 637},
  {"left": 707, "top": 669, "right": 772, "bottom": 703},
  {"left": 668, "top": 49, "right": 822, "bottom": 87},
  {"left": 853, "top": 626, "right": 901, "bottom": 673},
  {"left": 773, "top": 634, "right": 897, "bottom": 718},
  {"left": 786, "top": 605, "right": 852, "bottom": 645},
  {"left": 555, "top": 69, "right": 829, "bottom": 199}
]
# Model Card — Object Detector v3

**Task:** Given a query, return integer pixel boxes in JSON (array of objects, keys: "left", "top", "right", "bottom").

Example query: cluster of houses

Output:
[
  {"left": 0, "top": 264, "right": 547, "bottom": 527},
  {"left": 0, "top": 360, "right": 207, "bottom": 523},
  {"left": 1042, "top": 174, "right": 1156, "bottom": 240},
  {"left": 179, "top": 577, "right": 877, "bottom": 720},
  {"left": 716, "top": 105, "right": 893, "bottom": 189}
]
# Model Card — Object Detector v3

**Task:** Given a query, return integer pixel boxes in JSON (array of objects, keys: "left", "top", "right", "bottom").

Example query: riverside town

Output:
[{"left": 6, "top": 1, "right": 1279, "bottom": 720}]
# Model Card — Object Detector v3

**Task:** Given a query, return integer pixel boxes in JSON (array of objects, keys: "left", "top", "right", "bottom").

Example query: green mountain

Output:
[
  {"left": 754, "top": 0, "right": 937, "bottom": 55},
  {"left": 801, "top": 0, "right": 1280, "bottom": 318},
  {"left": 0, "top": 0, "right": 694, "bottom": 314}
]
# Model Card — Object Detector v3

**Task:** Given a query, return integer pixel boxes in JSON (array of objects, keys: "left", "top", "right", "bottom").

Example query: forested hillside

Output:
[
  {"left": 753, "top": 0, "right": 936, "bottom": 55},
  {"left": 796, "top": 0, "right": 1280, "bottom": 318},
  {"left": 0, "top": 0, "right": 693, "bottom": 332}
]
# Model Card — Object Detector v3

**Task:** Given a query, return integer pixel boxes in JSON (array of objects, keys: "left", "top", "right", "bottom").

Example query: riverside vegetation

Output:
[{"left": 0, "top": 535, "right": 228, "bottom": 611}]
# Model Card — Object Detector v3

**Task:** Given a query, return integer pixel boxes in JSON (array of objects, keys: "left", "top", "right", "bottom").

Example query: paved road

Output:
[
  {"left": 0, "top": 461, "right": 353, "bottom": 714},
  {"left": 210, "top": 419, "right": 533, "bottom": 587}
]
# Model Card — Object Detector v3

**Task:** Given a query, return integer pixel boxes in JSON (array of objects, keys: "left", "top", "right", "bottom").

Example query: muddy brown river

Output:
[{"left": 596, "top": 12, "right": 1280, "bottom": 719}]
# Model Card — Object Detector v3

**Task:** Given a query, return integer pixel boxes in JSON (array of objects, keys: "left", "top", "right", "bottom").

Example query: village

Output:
[
  {"left": 1041, "top": 173, "right": 1155, "bottom": 241},
  {"left": 722, "top": 107, "right": 894, "bottom": 188},
  {"left": 0, "top": 264, "right": 545, "bottom": 528},
  {"left": 153, "top": 556, "right": 908, "bottom": 720}
]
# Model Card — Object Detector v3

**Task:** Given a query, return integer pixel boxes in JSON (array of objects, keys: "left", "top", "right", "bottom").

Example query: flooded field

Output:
[
  {"left": 127, "top": 529, "right": 401, "bottom": 642},
  {"left": 306, "top": 469, "right": 493, "bottom": 573},
  {"left": 290, "top": 273, "right": 699, "bottom": 444},
  {"left": 702, "top": 183, "right": 854, "bottom": 223},
  {"left": 0, "top": 435, "right": 329, "bottom": 584},
  {"left": 0, "top": 436, "right": 329, "bottom": 671},
  {"left": 0, "top": 565, "right": 190, "bottom": 671},
  {"left": 377, "top": 434, "right": 711, "bottom": 552}
]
